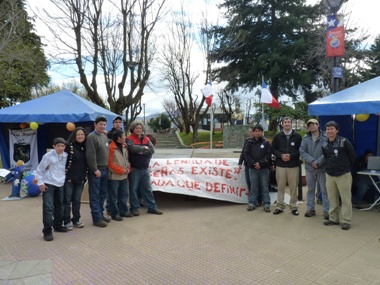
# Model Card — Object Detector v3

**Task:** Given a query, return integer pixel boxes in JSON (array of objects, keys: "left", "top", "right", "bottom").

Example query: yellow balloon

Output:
[
  {"left": 355, "top": 114, "right": 369, "bottom": 122},
  {"left": 30, "top": 122, "right": 39, "bottom": 130}
]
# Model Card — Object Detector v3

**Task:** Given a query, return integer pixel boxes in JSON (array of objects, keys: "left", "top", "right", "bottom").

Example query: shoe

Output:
[
  {"left": 323, "top": 212, "right": 329, "bottom": 220},
  {"left": 292, "top": 209, "right": 299, "bottom": 216},
  {"left": 247, "top": 205, "right": 256, "bottom": 211},
  {"left": 54, "top": 227, "right": 68, "bottom": 233},
  {"left": 102, "top": 216, "right": 111, "bottom": 223},
  {"left": 44, "top": 232, "right": 53, "bottom": 241},
  {"left": 93, "top": 220, "right": 107, "bottom": 227},
  {"left": 73, "top": 221, "right": 84, "bottom": 228},
  {"left": 148, "top": 209, "right": 163, "bottom": 215},
  {"left": 121, "top": 212, "right": 133, "bottom": 218},
  {"left": 65, "top": 223, "right": 73, "bottom": 230},
  {"left": 304, "top": 210, "right": 316, "bottom": 217},
  {"left": 139, "top": 199, "right": 145, "bottom": 207},
  {"left": 273, "top": 209, "right": 283, "bottom": 215},
  {"left": 112, "top": 215, "right": 123, "bottom": 221},
  {"left": 106, "top": 210, "right": 111, "bottom": 216},
  {"left": 324, "top": 220, "right": 340, "bottom": 226},
  {"left": 131, "top": 210, "right": 140, "bottom": 216},
  {"left": 341, "top": 223, "right": 351, "bottom": 230},
  {"left": 264, "top": 207, "right": 271, "bottom": 213}
]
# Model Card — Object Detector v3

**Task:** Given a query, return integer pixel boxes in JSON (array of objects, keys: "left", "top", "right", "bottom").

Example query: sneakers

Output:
[
  {"left": 44, "top": 232, "right": 53, "bottom": 241},
  {"left": 324, "top": 220, "right": 340, "bottom": 226},
  {"left": 112, "top": 215, "right": 123, "bottom": 221},
  {"left": 247, "top": 205, "right": 256, "bottom": 211},
  {"left": 273, "top": 209, "right": 283, "bottom": 215},
  {"left": 131, "top": 210, "right": 140, "bottom": 216},
  {"left": 304, "top": 210, "right": 316, "bottom": 217},
  {"left": 264, "top": 207, "right": 271, "bottom": 213},
  {"left": 73, "top": 221, "right": 84, "bottom": 228},
  {"left": 148, "top": 209, "right": 163, "bottom": 215},
  {"left": 341, "top": 223, "right": 351, "bottom": 230},
  {"left": 65, "top": 223, "right": 73, "bottom": 230},
  {"left": 54, "top": 227, "right": 68, "bottom": 233},
  {"left": 121, "top": 212, "right": 133, "bottom": 218},
  {"left": 102, "top": 216, "right": 111, "bottom": 223},
  {"left": 93, "top": 220, "right": 108, "bottom": 227},
  {"left": 292, "top": 209, "right": 299, "bottom": 216}
]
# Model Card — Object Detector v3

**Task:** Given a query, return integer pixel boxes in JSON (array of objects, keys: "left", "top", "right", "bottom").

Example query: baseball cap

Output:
[
  {"left": 307, "top": 118, "right": 319, "bottom": 126},
  {"left": 113, "top": 116, "right": 123, "bottom": 123}
]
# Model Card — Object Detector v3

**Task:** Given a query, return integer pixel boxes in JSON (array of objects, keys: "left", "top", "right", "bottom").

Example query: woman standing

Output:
[{"left": 63, "top": 127, "right": 88, "bottom": 229}]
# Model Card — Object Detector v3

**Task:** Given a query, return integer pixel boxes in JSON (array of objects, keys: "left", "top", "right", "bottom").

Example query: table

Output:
[{"left": 357, "top": 171, "right": 380, "bottom": 211}]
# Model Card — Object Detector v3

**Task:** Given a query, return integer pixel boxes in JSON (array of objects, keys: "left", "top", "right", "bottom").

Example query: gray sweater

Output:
[{"left": 86, "top": 131, "right": 109, "bottom": 172}]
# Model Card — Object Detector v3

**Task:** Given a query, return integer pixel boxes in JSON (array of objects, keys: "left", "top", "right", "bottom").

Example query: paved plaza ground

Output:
[{"left": 0, "top": 148, "right": 379, "bottom": 284}]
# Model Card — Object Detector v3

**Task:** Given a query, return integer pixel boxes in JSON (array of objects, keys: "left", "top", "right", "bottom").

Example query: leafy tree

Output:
[
  {"left": 359, "top": 35, "right": 380, "bottom": 81},
  {"left": 148, "top": 113, "right": 171, "bottom": 132},
  {"left": 0, "top": 0, "right": 49, "bottom": 108}
]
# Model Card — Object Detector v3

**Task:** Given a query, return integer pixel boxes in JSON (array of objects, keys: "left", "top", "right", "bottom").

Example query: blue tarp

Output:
[
  {"left": 308, "top": 76, "right": 380, "bottom": 116},
  {"left": 0, "top": 90, "right": 121, "bottom": 169}
]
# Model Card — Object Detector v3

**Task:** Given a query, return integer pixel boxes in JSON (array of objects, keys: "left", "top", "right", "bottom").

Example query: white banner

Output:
[
  {"left": 9, "top": 128, "right": 38, "bottom": 172},
  {"left": 150, "top": 158, "right": 249, "bottom": 204}
]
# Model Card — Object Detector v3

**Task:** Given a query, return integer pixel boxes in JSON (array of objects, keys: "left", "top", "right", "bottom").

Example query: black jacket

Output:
[
  {"left": 271, "top": 130, "right": 302, "bottom": 168},
  {"left": 243, "top": 137, "right": 272, "bottom": 169},
  {"left": 322, "top": 136, "right": 356, "bottom": 176},
  {"left": 65, "top": 141, "right": 88, "bottom": 183}
]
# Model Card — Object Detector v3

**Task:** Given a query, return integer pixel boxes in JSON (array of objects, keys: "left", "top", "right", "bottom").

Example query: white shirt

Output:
[{"left": 36, "top": 149, "right": 68, "bottom": 187}]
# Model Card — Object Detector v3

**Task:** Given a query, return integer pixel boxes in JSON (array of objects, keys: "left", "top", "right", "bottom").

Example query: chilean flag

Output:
[
  {"left": 261, "top": 82, "right": 280, "bottom": 109},
  {"left": 201, "top": 82, "right": 213, "bottom": 107},
  {"left": 326, "top": 15, "right": 344, "bottom": 57}
]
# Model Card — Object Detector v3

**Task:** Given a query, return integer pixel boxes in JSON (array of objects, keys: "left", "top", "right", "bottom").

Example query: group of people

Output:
[
  {"left": 240, "top": 117, "right": 359, "bottom": 231},
  {"left": 36, "top": 115, "right": 162, "bottom": 241}
]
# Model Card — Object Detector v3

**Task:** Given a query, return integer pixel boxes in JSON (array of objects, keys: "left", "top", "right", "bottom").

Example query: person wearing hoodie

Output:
[
  {"left": 243, "top": 124, "right": 272, "bottom": 212},
  {"left": 300, "top": 119, "right": 330, "bottom": 219}
]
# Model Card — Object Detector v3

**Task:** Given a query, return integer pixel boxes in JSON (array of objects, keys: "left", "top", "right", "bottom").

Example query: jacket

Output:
[
  {"left": 65, "top": 141, "right": 88, "bottom": 184},
  {"left": 271, "top": 130, "right": 302, "bottom": 168},
  {"left": 299, "top": 130, "right": 327, "bottom": 172},
  {"left": 108, "top": 140, "right": 131, "bottom": 180},
  {"left": 322, "top": 136, "right": 356, "bottom": 176},
  {"left": 126, "top": 133, "right": 154, "bottom": 169},
  {"left": 243, "top": 137, "right": 272, "bottom": 169}
]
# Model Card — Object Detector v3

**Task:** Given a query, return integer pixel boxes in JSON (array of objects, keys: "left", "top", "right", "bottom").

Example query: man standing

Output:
[
  {"left": 322, "top": 121, "right": 356, "bottom": 230},
  {"left": 271, "top": 117, "right": 302, "bottom": 216},
  {"left": 86, "top": 116, "right": 111, "bottom": 227},
  {"left": 300, "top": 119, "right": 330, "bottom": 219},
  {"left": 243, "top": 124, "right": 272, "bottom": 212},
  {"left": 107, "top": 116, "right": 123, "bottom": 140}
]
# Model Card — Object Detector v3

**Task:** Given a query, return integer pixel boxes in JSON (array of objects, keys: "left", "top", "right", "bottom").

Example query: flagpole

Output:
[
  {"left": 210, "top": 106, "right": 213, "bottom": 149},
  {"left": 261, "top": 75, "right": 265, "bottom": 126}
]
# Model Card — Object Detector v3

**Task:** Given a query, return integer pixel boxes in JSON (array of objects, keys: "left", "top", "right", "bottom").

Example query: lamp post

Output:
[
  {"left": 324, "top": 0, "right": 346, "bottom": 93},
  {"left": 126, "top": 61, "right": 139, "bottom": 124},
  {"left": 143, "top": 103, "right": 146, "bottom": 125}
]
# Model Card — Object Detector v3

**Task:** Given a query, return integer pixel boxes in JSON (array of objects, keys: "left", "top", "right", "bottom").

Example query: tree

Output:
[
  {"left": 0, "top": 0, "right": 49, "bottom": 108},
  {"left": 37, "top": 0, "right": 166, "bottom": 129},
  {"left": 158, "top": 3, "right": 207, "bottom": 142},
  {"left": 162, "top": 99, "right": 184, "bottom": 132},
  {"left": 148, "top": 113, "right": 170, "bottom": 132},
  {"left": 359, "top": 35, "right": 380, "bottom": 82}
]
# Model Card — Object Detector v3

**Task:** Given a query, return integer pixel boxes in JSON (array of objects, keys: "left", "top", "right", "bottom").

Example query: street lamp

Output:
[
  {"left": 126, "top": 61, "right": 139, "bottom": 124},
  {"left": 143, "top": 103, "right": 146, "bottom": 125},
  {"left": 324, "top": 0, "right": 346, "bottom": 93}
]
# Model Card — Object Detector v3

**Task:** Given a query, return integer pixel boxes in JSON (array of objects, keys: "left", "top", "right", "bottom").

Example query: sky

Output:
[{"left": 26, "top": 0, "right": 378, "bottom": 116}]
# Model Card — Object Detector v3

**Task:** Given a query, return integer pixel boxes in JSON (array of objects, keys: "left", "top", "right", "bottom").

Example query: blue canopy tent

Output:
[
  {"left": 0, "top": 90, "right": 120, "bottom": 169},
  {"left": 308, "top": 76, "right": 380, "bottom": 157}
]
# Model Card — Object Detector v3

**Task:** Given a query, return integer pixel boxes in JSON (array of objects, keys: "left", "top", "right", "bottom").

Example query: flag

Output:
[
  {"left": 326, "top": 15, "right": 345, "bottom": 57},
  {"left": 261, "top": 82, "right": 280, "bottom": 109},
  {"left": 201, "top": 82, "right": 213, "bottom": 107}
]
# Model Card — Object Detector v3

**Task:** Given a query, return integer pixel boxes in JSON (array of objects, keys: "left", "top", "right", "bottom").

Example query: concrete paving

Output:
[{"left": 0, "top": 148, "right": 379, "bottom": 284}]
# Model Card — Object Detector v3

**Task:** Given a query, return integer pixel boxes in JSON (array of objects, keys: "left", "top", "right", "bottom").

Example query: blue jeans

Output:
[
  {"left": 42, "top": 184, "right": 64, "bottom": 233},
  {"left": 129, "top": 168, "right": 158, "bottom": 211},
  {"left": 88, "top": 169, "right": 108, "bottom": 223},
  {"left": 305, "top": 169, "right": 330, "bottom": 213},
  {"left": 63, "top": 181, "right": 84, "bottom": 224},
  {"left": 108, "top": 179, "right": 129, "bottom": 216},
  {"left": 248, "top": 168, "right": 270, "bottom": 207}
]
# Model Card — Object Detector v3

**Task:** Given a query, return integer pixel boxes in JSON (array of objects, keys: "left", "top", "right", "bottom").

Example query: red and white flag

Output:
[
  {"left": 201, "top": 83, "right": 213, "bottom": 107},
  {"left": 261, "top": 82, "right": 280, "bottom": 109}
]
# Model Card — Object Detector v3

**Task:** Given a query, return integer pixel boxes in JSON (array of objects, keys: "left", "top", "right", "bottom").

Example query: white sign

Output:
[{"left": 9, "top": 129, "right": 38, "bottom": 172}]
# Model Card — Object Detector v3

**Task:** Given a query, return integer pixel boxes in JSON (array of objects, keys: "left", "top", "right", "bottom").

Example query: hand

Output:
[
  {"left": 13, "top": 179, "right": 20, "bottom": 186},
  {"left": 94, "top": 170, "right": 101, "bottom": 178},
  {"left": 311, "top": 162, "right": 318, "bottom": 169},
  {"left": 281, "top": 154, "right": 290, "bottom": 162},
  {"left": 39, "top": 184, "right": 48, "bottom": 192}
]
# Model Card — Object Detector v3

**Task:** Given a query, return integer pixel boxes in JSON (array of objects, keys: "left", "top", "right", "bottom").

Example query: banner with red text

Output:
[{"left": 150, "top": 158, "right": 249, "bottom": 203}]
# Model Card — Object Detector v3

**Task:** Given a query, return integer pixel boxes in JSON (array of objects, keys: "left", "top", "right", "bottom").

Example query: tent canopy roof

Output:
[
  {"left": 0, "top": 90, "right": 119, "bottom": 126},
  {"left": 308, "top": 76, "right": 380, "bottom": 116}
]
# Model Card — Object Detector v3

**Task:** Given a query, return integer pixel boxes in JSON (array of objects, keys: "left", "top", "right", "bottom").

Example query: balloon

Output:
[
  {"left": 20, "top": 123, "right": 27, "bottom": 129},
  {"left": 30, "top": 122, "right": 39, "bottom": 130},
  {"left": 66, "top": 122, "right": 76, "bottom": 131},
  {"left": 355, "top": 114, "right": 369, "bottom": 122},
  {"left": 21, "top": 172, "right": 41, "bottom": 197}
]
